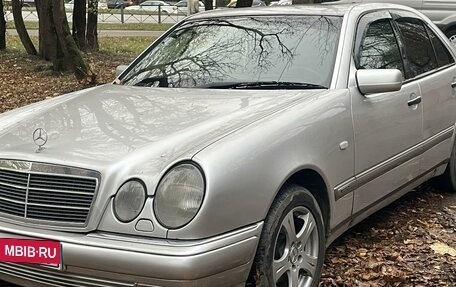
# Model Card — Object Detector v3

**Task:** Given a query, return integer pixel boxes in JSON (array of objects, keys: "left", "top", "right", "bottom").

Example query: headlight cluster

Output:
[
  {"left": 113, "top": 180, "right": 146, "bottom": 222},
  {"left": 154, "top": 163, "right": 205, "bottom": 229},
  {"left": 113, "top": 163, "right": 205, "bottom": 229}
]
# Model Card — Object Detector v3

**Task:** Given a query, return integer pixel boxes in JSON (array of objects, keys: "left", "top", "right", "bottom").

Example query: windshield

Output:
[{"left": 120, "top": 15, "right": 342, "bottom": 89}]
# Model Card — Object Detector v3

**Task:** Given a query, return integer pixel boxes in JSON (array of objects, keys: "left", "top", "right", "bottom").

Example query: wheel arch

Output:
[
  {"left": 272, "top": 168, "right": 332, "bottom": 239},
  {"left": 247, "top": 169, "right": 330, "bottom": 286},
  {"left": 441, "top": 22, "right": 456, "bottom": 36}
]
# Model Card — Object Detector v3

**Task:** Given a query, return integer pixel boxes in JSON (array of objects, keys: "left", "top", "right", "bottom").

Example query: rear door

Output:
[
  {"left": 391, "top": 10, "right": 456, "bottom": 174},
  {"left": 350, "top": 11, "right": 423, "bottom": 215}
]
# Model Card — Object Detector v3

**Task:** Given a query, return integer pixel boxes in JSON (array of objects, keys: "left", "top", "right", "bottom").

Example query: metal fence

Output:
[{"left": 3, "top": 2, "right": 193, "bottom": 25}]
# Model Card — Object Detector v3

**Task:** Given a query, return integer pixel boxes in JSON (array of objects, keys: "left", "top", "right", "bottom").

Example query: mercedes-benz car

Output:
[{"left": 0, "top": 3, "right": 455, "bottom": 287}]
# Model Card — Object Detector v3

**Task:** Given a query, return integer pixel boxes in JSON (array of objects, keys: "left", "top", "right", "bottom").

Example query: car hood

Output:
[{"left": 0, "top": 84, "right": 319, "bottom": 173}]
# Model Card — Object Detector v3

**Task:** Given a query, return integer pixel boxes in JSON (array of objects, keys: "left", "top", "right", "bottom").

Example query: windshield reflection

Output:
[{"left": 121, "top": 15, "right": 342, "bottom": 89}]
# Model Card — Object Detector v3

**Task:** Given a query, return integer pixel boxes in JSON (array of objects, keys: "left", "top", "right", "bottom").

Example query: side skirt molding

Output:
[{"left": 327, "top": 159, "right": 449, "bottom": 246}]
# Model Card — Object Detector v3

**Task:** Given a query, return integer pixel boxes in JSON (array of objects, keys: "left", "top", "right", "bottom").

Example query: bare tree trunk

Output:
[
  {"left": 292, "top": 0, "right": 321, "bottom": 3},
  {"left": 35, "top": 0, "right": 46, "bottom": 57},
  {"left": 52, "top": 0, "right": 96, "bottom": 82},
  {"left": 235, "top": 0, "right": 252, "bottom": 8},
  {"left": 86, "top": 0, "right": 98, "bottom": 51},
  {"left": 0, "top": 0, "right": 6, "bottom": 50},
  {"left": 72, "top": 0, "right": 86, "bottom": 50},
  {"left": 12, "top": 0, "right": 37, "bottom": 54},
  {"left": 34, "top": 0, "right": 96, "bottom": 81},
  {"left": 37, "top": 0, "right": 63, "bottom": 67},
  {"left": 203, "top": 0, "right": 212, "bottom": 10}
]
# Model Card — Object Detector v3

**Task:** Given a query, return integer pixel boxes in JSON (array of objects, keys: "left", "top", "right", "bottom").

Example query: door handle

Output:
[
  {"left": 407, "top": 96, "right": 422, "bottom": 106},
  {"left": 451, "top": 82, "right": 456, "bottom": 88}
]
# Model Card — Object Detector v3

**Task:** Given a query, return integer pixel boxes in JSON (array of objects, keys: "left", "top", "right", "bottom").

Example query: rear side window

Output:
[
  {"left": 427, "top": 27, "right": 455, "bottom": 67},
  {"left": 395, "top": 17, "right": 437, "bottom": 78},
  {"left": 356, "top": 19, "right": 404, "bottom": 75}
]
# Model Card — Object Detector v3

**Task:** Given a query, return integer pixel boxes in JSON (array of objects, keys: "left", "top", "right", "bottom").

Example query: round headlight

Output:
[
  {"left": 154, "top": 163, "right": 205, "bottom": 229},
  {"left": 113, "top": 180, "right": 146, "bottom": 223}
]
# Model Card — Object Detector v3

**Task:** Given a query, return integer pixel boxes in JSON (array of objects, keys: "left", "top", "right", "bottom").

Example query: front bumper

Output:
[{"left": 0, "top": 221, "right": 263, "bottom": 287}]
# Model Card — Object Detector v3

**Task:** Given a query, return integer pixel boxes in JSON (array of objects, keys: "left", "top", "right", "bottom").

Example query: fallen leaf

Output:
[{"left": 430, "top": 242, "right": 456, "bottom": 257}]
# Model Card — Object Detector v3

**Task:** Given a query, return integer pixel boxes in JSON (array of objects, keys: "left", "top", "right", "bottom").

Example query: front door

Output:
[{"left": 349, "top": 11, "right": 423, "bottom": 215}]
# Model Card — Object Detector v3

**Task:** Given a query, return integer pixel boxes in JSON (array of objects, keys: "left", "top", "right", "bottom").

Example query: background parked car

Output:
[
  {"left": 4, "top": 0, "right": 35, "bottom": 7},
  {"left": 336, "top": 0, "right": 456, "bottom": 43},
  {"left": 172, "top": 0, "right": 205, "bottom": 13},
  {"left": 125, "top": 0, "right": 173, "bottom": 14},
  {"left": 277, "top": 0, "right": 335, "bottom": 5},
  {"left": 65, "top": 0, "right": 108, "bottom": 10},
  {"left": 226, "top": 0, "right": 266, "bottom": 7},
  {"left": 20, "top": 0, "right": 35, "bottom": 7},
  {"left": 278, "top": 0, "right": 456, "bottom": 43},
  {"left": 107, "top": 0, "right": 134, "bottom": 9}
]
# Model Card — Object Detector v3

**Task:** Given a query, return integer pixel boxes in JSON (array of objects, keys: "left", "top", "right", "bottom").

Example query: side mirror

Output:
[
  {"left": 116, "top": 65, "right": 129, "bottom": 78},
  {"left": 356, "top": 69, "right": 403, "bottom": 95}
]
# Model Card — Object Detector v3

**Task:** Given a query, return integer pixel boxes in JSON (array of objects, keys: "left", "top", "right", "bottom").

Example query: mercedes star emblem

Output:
[{"left": 33, "top": 128, "right": 48, "bottom": 152}]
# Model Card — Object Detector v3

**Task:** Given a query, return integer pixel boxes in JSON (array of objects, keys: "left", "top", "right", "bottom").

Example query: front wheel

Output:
[{"left": 250, "top": 184, "right": 325, "bottom": 287}]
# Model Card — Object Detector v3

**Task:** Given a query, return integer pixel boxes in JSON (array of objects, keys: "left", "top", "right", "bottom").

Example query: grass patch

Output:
[
  {"left": 2, "top": 35, "right": 39, "bottom": 55},
  {"left": 3, "top": 35, "right": 154, "bottom": 56},
  {"left": 99, "top": 36, "right": 153, "bottom": 55},
  {"left": 6, "top": 21, "right": 173, "bottom": 31}
]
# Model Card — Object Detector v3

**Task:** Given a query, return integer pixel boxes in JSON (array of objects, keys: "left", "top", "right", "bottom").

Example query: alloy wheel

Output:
[
  {"left": 272, "top": 206, "right": 319, "bottom": 287},
  {"left": 449, "top": 35, "right": 456, "bottom": 45}
]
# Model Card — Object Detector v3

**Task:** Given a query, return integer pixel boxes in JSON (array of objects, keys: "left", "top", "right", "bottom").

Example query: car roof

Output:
[{"left": 189, "top": 3, "right": 417, "bottom": 19}]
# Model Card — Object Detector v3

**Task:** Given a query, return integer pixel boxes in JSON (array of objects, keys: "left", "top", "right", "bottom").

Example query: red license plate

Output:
[{"left": 0, "top": 238, "right": 61, "bottom": 265}]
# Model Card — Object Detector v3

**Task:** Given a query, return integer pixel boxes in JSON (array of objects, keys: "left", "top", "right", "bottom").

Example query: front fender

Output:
[{"left": 167, "top": 89, "right": 355, "bottom": 240}]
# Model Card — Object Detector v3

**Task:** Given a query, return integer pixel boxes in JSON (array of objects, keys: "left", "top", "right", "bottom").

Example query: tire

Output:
[
  {"left": 436, "top": 142, "right": 456, "bottom": 193},
  {"left": 250, "top": 184, "right": 326, "bottom": 287}
]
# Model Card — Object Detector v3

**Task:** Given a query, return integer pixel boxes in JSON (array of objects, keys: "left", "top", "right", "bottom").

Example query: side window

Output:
[
  {"left": 394, "top": 17, "right": 437, "bottom": 78},
  {"left": 426, "top": 27, "right": 455, "bottom": 68},
  {"left": 356, "top": 18, "right": 405, "bottom": 76}
]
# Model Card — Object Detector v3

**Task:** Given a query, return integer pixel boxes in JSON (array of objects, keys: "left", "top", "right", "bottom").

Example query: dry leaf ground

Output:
[
  {"left": 321, "top": 184, "right": 456, "bottom": 287},
  {"left": 0, "top": 36, "right": 150, "bottom": 113},
  {"left": 1, "top": 37, "right": 456, "bottom": 287}
]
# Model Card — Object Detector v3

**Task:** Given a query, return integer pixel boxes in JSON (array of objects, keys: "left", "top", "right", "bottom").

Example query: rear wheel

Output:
[
  {"left": 437, "top": 141, "right": 456, "bottom": 193},
  {"left": 250, "top": 184, "right": 325, "bottom": 287},
  {"left": 445, "top": 29, "right": 456, "bottom": 45}
]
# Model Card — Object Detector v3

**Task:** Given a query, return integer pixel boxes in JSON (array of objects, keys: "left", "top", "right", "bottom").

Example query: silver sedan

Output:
[{"left": 0, "top": 3, "right": 455, "bottom": 287}]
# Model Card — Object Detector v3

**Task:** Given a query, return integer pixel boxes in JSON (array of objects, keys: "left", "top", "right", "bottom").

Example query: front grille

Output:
[
  {"left": 0, "top": 161, "right": 98, "bottom": 226},
  {"left": 0, "top": 263, "right": 134, "bottom": 287}
]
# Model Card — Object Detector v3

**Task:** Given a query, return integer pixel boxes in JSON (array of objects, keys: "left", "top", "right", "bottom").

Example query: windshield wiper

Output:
[{"left": 198, "top": 81, "right": 327, "bottom": 90}]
